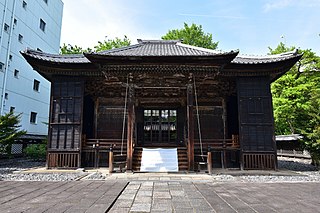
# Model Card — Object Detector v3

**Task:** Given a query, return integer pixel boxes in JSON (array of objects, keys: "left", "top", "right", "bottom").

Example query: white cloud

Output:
[
  {"left": 60, "top": 0, "right": 152, "bottom": 48},
  {"left": 263, "top": 0, "right": 320, "bottom": 12},
  {"left": 178, "top": 13, "right": 247, "bottom": 20},
  {"left": 263, "top": 0, "right": 292, "bottom": 12}
]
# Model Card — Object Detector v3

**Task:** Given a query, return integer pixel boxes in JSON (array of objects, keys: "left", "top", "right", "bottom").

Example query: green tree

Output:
[
  {"left": 60, "top": 35, "right": 131, "bottom": 54},
  {"left": 94, "top": 35, "right": 131, "bottom": 52},
  {"left": 0, "top": 112, "right": 26, "bottom": 155},
  {"left": 60, "top": 43, "right": 92, "bottom": 54},
  {"left": 269, "top": 42, "right": 320, "bottom": 166},
  {"left": 162, "top": 23, "right": 219, "bottom": 49}
]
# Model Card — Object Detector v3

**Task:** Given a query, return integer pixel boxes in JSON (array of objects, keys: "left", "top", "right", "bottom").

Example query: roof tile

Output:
[
  {"left": 95, "top": 40, "right": 231, "bottom": 56},
  {"left": 21, "top": 40, "right": 301, "bottom": 65},
  {"left": 21, "top": 49, "right": 90, "bottom": 63}
]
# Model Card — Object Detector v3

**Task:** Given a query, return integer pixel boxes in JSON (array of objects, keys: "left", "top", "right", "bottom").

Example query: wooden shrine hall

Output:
[{"left": 22, "top": 40, "right": 301, "bottom": 171}]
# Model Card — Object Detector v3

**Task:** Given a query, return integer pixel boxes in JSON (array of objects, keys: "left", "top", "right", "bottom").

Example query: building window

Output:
[
  {"left": 10, "top": 107, "right": 15, "bottom": 113},
  {"left": 14, "top": 69, "right": 19, "bottom": 78},
  {"left": 18, "top": 34, "right": 23, "bottom": 43},
  {"left": 9, "top": 55, "right": 13, "bottom": 61},
  {"left": 33, "top": 79, "right": 40, "bottom": 91},
  {"left": 0, "top": 62, "right": 4, "bottom": 71},
  {"left": 39, "top": 19, "right": 46, "bottom": 32},
  {"left": 4, "top": 23, "right": 9, "bottom": 32},
  {"left": 14, "top": 18, "right": 17, "bottom": 25},
  {"left": 37, "top": 48, "right": 43, "bottom": 52},
  {"left": 22, "top": 1, "right": 27, "bottom": 9},
  {"left": 43, "top": 0, "right": 48, "bottom": 4},
  {"left": 4, "top": 93, "right": 8, "bottom": 100},
  {"left": 30, "top": 112, "right": 37, "bottom": 124}
]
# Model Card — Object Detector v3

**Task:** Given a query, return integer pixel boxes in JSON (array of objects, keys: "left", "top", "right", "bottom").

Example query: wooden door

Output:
[{"left": 143, "top": 109, "right": 177, "bottom": 146}]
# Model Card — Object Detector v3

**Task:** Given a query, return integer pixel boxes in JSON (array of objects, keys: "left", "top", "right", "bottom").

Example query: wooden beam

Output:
[
  {"left": 207, "top": 150, "right": 212, "bottom": 174},
  {"left": 126, "top": 80, "right": 135, "bottom": 171},
  {"left": 94, "top": 98, "right": 99, "bottom": 138},
  {"left": 109, "top": 147, "right": 113, "bottom": 173},
  {"left": 187, "top": 76, "right": 194, "bottom": 171},
  {"left": 222, "top": 98, "right": 227, "bottom": 145}
]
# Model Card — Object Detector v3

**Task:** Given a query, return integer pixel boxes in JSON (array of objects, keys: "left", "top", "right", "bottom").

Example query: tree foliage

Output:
[
  {"left": 94, "top": 35, "right": 131, "bottom": 52},
  {"left": 269, "top": 42, "right": 320, "bottom": 165},
  {"left": 24, "top": 143, "right": 46, "bottom": 160},
  {"left": 0, "top": 112, "right": 26, "bottom": 154},
  {"left": 60, "top": 43, "right": 92, "bottom": 54},
  {"left": 60, "top": 35, "right": 131, "bottom": 54},
  {"left": 162, "top": 23, "right": 219, "bottom": 50}
]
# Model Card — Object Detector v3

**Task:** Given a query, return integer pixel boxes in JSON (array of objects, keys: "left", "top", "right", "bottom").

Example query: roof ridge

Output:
[
  {"left": 236, "top": 50, "right": 299, "bottom": 59},
  {"left": 23, "top": 48, "right": 85, "bottom": 58},
  {"left": 176, "top": 43, "right": 236, "bottom": 55},
  {"left": 137, "top": 39, "right": 181, "bottom": 44},
  {"left": 97, "top": 43, "right": 142, "bottom": 54}
]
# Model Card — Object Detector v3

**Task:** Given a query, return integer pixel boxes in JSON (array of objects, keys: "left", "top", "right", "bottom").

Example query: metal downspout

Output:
[
  {"left": 0, "top": 0, "right": 8, "bottom": 55},
  {"left": 0, "top": 0, "right": 16, "bottom": 115}
]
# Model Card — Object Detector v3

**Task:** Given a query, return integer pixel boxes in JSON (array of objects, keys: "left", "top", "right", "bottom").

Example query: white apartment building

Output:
[{"left": 0, "top": 0, "right": 63, "bottom": 141}]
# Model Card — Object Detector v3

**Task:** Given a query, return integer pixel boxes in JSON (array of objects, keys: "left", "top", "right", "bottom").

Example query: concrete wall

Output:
[{"left": 0, "top": 0, "right": 63, "bottom": 135}]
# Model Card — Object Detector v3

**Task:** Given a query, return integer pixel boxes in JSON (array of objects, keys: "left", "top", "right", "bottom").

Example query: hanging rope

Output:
[
  {"left": 193, "top": 76, "right": 204, "bottom": 161},
  {"left": 120, "top": 75, "right": 129, "bottom": 156}
]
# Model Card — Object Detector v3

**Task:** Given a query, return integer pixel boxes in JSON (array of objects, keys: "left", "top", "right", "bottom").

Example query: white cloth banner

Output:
[{"left": 140, "top": 148, "right": 178, "bottom": 172}]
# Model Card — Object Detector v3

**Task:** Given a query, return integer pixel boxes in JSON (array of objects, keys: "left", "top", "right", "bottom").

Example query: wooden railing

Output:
[
  {"left": 82, "top": 138, "right": 128, "bottom": 169},
  {"left": 243, "top": 152, "right": 276, "bottom": 170},
  {"left": 194, "top": 135, "right": 240, "bottom": 150},
  {"left": 85, "top": 139, "right": 127, "bottom": 149},
  {"left": 194, "top": 135, "right": 240, "bottom": 170},
  {"left": 47, "top": 152, "right": 79, "bottom": 168}
]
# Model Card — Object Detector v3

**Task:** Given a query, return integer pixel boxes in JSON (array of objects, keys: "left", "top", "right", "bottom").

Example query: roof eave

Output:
[
  {"left": 21, "top": 52, "right": 99, "bottom": 81},
  {"left": 84, "top": 51, "right": 239, "bottom": 66},
  {"left": 223, "top": 54, "right": 302, "bottom": 80}
]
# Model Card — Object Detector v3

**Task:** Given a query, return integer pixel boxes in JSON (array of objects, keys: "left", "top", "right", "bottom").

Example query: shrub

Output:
[
  {"left": 0, "top": 112, "right": 26, "bottom": 155},
  {"left": 24, "top": 144, "right": 46, "bottom": 160}
]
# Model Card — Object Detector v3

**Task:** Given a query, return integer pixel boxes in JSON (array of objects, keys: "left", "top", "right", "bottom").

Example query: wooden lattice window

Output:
[
  {"left": 144, "top": 109, "right": 177, "bottom": 143},
  {"left": 49, "top": 80, "right": 83, "bottom": 151}
]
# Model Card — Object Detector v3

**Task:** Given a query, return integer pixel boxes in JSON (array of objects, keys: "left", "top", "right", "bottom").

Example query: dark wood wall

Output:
[
  {"left": 49, "top": 79, "right": 84, "bottom": 151},
  {"left": 227, "top": 95, "right": 239, "bottom": 138},
  {"left": 237, "top": 77, "right": 275, "bottom": 152},
  {"left": 82, "top": 95, "right": 95, "bottom": 139},
  {"left": 194, "top": 105, "right": 224, "bottom": 140},
  {"left": 96, "top": 98, "right": 127, "bottom": 139}
]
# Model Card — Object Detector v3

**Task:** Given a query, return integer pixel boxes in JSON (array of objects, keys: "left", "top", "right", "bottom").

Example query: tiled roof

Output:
[
  {"left": 21, "top": 49, "right": 90, "bottom": 63},
  {"left": 21, "top": 41, "right": 301, "bottom": 65},
  {"left": 93, "top": 39, "right": 235, "bottom": 56},
  {"left": 232, "top": 50, "right": 300, "bottom": 64},
  {"left": 275, "top": 134, "right": 303, "bottom": 141}
]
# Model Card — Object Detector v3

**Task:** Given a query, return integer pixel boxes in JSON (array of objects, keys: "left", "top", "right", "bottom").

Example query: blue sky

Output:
[{"left": 61, "top": 0, "right": 320, "bottom": 55}]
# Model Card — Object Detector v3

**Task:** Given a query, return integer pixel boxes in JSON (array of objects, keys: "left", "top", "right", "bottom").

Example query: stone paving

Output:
[
  {"left": 108, "top": 180, "right": 320, "bottom": 213},
  {"left": 0, "top": 175, "right": 320, "bottom": 212},
  {"left": 0, "top": 181, "right": 127, "bottom": 213}
]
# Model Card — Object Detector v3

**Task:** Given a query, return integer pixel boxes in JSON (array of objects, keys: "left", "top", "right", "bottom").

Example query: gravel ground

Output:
[
  {"left": 0, "top": 158, "right": 86, "bottom": 181},
  {"left": 0, "top": 157, "right": 319, "bottom": 182},
  {"left": 237, "top": 157, "right": 320, "bottom": 182},
  {"left": 84, "top": 172, "right": 106, "bottom": 180}
]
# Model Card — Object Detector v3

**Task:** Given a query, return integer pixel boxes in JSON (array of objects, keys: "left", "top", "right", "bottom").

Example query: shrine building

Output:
[{"left": 21, "top": 40, "right": 301, "bottom": 171}]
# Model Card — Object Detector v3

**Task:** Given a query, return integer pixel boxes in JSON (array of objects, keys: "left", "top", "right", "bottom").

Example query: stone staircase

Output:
[
  {"left": 177, "top": 147, "right": 188, "bottom": 171},
  {"left": 132, "top": 148, "right": 143, "bottom": 171}
]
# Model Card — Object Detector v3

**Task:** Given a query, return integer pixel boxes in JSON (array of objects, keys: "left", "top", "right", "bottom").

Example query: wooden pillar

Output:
[
  {"left": 222, "top": 98, "right": 227, "bottom": 143},
  {"left": 126, "top": 76, "right": 135, "bottom": 171},
  {"left": 207, "top": 149, "right": 212, "bottom": 174},
  {"left": 187, "top": 75, "right": 194, "bottom": 171},
  {"left": 222, "top": 98, "right": 227, "bottom": 169},
  {"left": 109, "top": 146, "right": 114, "bottom": 173},
  {"left": 94, "top": 98, "right": 99, "bottom": 139}
]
